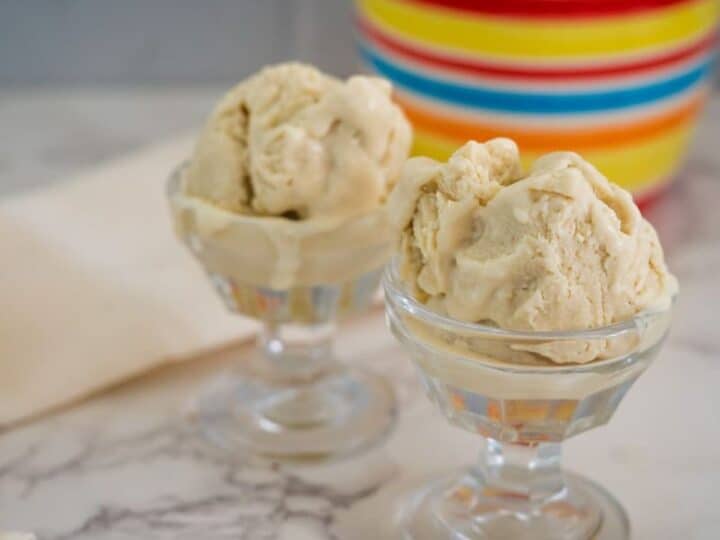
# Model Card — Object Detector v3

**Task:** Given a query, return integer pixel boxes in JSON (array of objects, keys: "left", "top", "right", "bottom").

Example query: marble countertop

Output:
[{"left": 1, "top": 89, "right": 719, "bottom": 540}]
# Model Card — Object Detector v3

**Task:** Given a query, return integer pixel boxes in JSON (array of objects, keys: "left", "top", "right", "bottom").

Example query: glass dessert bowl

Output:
[
  {"left": 167, "top": 164, "right": 396, "bottom": 462},
  {"left": 384, "top": 260, "right": 673, "bottom": 540}
]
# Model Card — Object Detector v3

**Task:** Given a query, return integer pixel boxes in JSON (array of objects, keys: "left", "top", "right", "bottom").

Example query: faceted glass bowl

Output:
[
  {"left": 166, "top": 164, "right": 396, "bottom": 462},
  {"left": 383, "top": 260, "right": 672, "bottom": 540}
]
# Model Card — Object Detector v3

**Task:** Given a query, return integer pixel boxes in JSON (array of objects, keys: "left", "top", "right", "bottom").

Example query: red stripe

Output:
[
  {"left": 637, "top": 176, "right": 674, "bottom": 212},
  {"left": 358, "top": 16, "right": 718, "bottom": 80},
  {"left": 405, "top": 0, "right": 697, "bottom": 18}
]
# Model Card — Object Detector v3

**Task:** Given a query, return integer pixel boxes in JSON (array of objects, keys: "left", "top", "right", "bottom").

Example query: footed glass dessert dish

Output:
[
  {"left": 167, "top": 166, "right": 396, "bottom": 462},
  {"left": 384, "top": 261, "right": 672, "bottom": 539}
]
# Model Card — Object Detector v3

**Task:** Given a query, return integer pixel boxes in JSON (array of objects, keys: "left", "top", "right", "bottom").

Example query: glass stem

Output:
[
  {"left": 257, "top": 319, "right": 338, "bottom": 384},
  {"left": 253, "top": 319, "right": 340, "bottom": 427},
  {"left": 474, "top": 438, "right": 566, "bottom": 505}
]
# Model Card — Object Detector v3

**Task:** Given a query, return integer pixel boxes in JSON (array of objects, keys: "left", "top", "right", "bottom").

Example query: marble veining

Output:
[
  {"left": 9, "top": 422, "right": 385, "bottom": 540},
  {"left": 0, "top": 313, "right": 416, "bottom": 540}
]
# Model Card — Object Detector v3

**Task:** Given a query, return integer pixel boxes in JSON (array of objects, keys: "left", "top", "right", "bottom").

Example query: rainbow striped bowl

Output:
[{"left": 356, "top": 0, "right": 718, "bottom": 204}]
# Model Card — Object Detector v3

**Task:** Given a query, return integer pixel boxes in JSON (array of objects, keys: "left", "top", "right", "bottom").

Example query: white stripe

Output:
[
  {"left": 392, "top": 84, "right": 709, "bottom": 127},
  {"left": 366, "top": 37, "right": 716, "bottom": 92},
  {"left": 362, "top": 15, "right": 716, "bottom": 69}
]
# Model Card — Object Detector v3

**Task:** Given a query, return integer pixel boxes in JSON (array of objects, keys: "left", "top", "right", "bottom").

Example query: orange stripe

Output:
[{"left": 396, "top": 89, "right": 706, "bottom": 151}]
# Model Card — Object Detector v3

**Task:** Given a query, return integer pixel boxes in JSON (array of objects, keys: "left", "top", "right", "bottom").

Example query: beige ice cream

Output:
[
  {"left": 170, "top": 63, "right": 411, "bottom": 290},
  {"left": 184, "top": 62, "right": 411, "bottom": 219},
  {"left": 388, "top": 139, "right": 677, "bottom": 364}
]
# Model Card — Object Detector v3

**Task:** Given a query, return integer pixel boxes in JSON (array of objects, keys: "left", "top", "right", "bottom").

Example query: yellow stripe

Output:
[
  {"left": 358, "top": 0, "right": 718, "bottom": 59},
  {"left": 411, "top": 122, "right": 695, "bottom": 192}
]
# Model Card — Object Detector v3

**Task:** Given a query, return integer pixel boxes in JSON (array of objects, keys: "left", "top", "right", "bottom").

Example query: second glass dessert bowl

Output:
[
  {"left": 384, "top": 260, "right": 672, "bottom": 540},
  {"left": 168, "top": 165, "right": 396, "bottom": 462}
]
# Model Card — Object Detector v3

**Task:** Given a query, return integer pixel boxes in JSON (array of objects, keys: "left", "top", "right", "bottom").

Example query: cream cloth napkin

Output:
[{"left": 0, "top": 135, "right": 259, "bottom": 428}]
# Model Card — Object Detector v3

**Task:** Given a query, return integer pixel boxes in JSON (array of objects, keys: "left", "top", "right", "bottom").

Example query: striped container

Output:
[{"left": 356, "top": 0, "right": 718, "bottom": 205}]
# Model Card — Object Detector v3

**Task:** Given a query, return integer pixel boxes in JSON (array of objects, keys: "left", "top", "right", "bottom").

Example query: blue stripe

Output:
[{"left": 360, "top": 45, "right": 714, "bottom": 115}]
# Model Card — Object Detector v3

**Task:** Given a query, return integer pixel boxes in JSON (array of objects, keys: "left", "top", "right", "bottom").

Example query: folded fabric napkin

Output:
[{"left": 0, "top": 136, "right": 258, "bottom": 428}]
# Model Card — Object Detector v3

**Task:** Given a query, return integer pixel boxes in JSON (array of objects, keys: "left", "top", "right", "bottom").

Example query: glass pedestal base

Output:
[
  {"left": 397, "top": 469, "right": 629, "bottom": 540},
  {"left": 185, "top": 364, "right": 396, "bottom": 463}
]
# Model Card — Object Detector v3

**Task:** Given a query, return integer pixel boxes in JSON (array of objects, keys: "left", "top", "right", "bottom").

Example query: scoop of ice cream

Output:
[
  {"left": 184, "top": 62, "right": 411, "bottom": 220},
  {"left": 389, "top": 139, "right": 676, "bottom": 363}
]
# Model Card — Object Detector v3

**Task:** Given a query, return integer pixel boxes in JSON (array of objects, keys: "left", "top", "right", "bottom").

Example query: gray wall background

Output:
[
  {"left": 1, "top": 1, "right": 717, "bottom": 86},
  {"left": 0, "top": 1, "right": 358, "bottom": 86}
]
